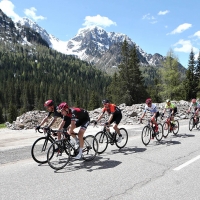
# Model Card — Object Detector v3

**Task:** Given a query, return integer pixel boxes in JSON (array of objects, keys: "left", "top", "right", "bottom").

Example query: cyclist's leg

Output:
[
  {"left": 74, "top": 119, "right": 90, "bottom": 159},
  {"left": 111, "top": 114, "right": 122, "bottom": 135}
]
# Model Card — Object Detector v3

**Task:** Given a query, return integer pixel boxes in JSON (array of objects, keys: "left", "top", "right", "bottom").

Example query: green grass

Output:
[{"left": 0, "top": 123, "right": 6, "bottom": 129}]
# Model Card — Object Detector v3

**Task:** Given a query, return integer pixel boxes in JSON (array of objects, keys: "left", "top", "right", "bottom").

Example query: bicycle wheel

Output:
[
  {"left": 31, "top": 137, "right": 54, "bottom": 164},
  {"left": 115, "top": 128, "right": 128, "bottom": 148},
  {"left": 82, "top": 135, "right": 98, "bottom": 161},
  {"left": 173, "top": 120, "right": 179, "bottom": 135},
  {"left": 141, "top": 126, "right": 151, "bottom": 146},
  {"left": 47, "top": 139, "right": 70, "bottom": 170},
  {"left": 196, "top": 121, "right": 200, "bottom": 129},
  {"left": 163, "top": 122, "right": 169, "bottom": 138},
  {"left": 189, "top": 117, "right": 194, "bottom": 131},
  {"left": 94, "top": 131, "right": 108, "bottom": 154},
  {"left": 155, "top": 123, "right": 163, "bottom": 141}
]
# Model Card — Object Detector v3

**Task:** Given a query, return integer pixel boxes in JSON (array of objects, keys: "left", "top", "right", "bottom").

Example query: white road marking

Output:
[{"left": 173, "top": 155, "right": 200, "bottom": 171}]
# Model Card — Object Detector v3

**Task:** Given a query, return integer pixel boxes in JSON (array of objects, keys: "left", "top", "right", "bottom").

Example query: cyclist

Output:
[
  {"left": 35, "top": 100, "right": 70, "bottom": 140},
  {"left": 162, "top": 99, "right": 177, "bottom": 131},
  {"left": 187, "top": 98, "right": 200, "bottom": 124},
  {"left": 57, "top": 102, "right": 90, "bottom": 159},
  {"left": 94, "top": 99, "right": 123, "bottom": 142},
  {"left": 139, "top": 98, "right": 160, "bottom": 139}
]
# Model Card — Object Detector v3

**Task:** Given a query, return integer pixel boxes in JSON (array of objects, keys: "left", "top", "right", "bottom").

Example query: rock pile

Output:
[{"left": 6, "top": 100, "right": 191, "bottom": 130}]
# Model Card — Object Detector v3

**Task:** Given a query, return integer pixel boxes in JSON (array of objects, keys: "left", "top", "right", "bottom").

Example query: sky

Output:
[{"left": 0, "top": 0, "right": 200, "bottom": 69}]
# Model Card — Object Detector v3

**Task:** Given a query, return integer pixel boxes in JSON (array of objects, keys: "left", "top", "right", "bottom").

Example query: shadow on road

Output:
[{"left": 54, "top": 146, "right": 146, "bottom": 173}]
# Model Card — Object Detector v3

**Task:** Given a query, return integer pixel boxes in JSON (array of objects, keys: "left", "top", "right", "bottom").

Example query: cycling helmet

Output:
[
  {"left": 57, "top": 102, "right": 69, "bottom": 111},
  {"left": 102, "top": 99, "right": 110, "bottom": 104},
  {"left": 145, "top": 98, "right": 152, "bottom": 104},
  {"left": 192, "top": 99, "right": 196, "bottom": 103},
  {"left": 44, "top": 100, "right": 54, "bottom": 107},
  {"left": 166, "top": 99, "right": 170, "bottom": 103}
]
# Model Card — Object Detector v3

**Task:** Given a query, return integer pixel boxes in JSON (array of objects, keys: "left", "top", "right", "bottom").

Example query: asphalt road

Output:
[{"left": 0, "top": 120, "right": 200, "bottom": 200}]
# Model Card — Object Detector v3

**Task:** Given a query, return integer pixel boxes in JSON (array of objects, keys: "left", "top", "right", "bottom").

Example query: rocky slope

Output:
[{"left": 6, "top": 100, "right": 191, "bottom": 130}]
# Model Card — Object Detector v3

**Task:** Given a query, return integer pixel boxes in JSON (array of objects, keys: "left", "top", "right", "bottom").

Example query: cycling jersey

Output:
[
  {"left": 144, "top": 104, "right": 157, "bottom": 114},
  {"left": 63, "top": 108, "right": 90, "bottom": 129},
  {"left": 48, "top": 106, "right": 62, "bottom": 118},
  {"left": 102, "top": 104, "right": 121, "bottom": 115},
  {"left": 102, "top": 104, "right": 122, "bottom": 125},
  {"left": 165, "top": 103, "right": 177, "bottom": 115},
  {"left": 189, "top": 102, "right": 200, "bottom": 109}
]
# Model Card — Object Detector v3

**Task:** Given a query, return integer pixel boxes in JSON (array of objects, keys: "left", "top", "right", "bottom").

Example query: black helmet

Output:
[{"left": 102, "top": 99, "right": 110, "bottom": 104}]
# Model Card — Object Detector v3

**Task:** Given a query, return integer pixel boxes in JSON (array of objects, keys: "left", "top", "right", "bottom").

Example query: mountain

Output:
[
  {"left": 0, "top": 9, "right": 185, "bottom": 74},
  {"left": 0, "top": 9, "right": 49, "bottom": 48},
  {"left": 16, "top": 18, "right": 172, "bottom": 73}
]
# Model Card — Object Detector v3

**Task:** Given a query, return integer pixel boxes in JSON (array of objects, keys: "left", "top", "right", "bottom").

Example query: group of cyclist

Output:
[
  {"left": 139, "top": 98, "right": 200, "bottom": 138},
  {"left": 36, "top": 99, "right": 123, "bottom": 159},
  {"left": 36, "top": 97, "right": 200, "bottom": 159}
]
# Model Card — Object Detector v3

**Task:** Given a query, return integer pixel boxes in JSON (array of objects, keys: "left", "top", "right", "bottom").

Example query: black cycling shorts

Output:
[{"left": 110, "top": 113, "right": 122, "bottom": 125}]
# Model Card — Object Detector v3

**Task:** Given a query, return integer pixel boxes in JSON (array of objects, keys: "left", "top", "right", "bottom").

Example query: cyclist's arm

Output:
[
  {"left": 68, "top": 120, "right": 76, "bottom": 135},
  {"left": 47, "top": 117, "right": 58, "bottom": 128},
  {"left": 140, "top": 111, "right": 146, "bottom": 120},
  {"left": 162, "top": 108, "right": 166, "bottom": 115},
  {"left": 96, "top": 112, "right": 104, "bottom": 122},
  {"left": 107, "top": 113, "right": 114, "bottom": 124},
  {"left": 37, "top": 116, "right": 49, "bottom": 127},
  {"left": 57, "top": 119, "right": 66, "bottom": 130}
]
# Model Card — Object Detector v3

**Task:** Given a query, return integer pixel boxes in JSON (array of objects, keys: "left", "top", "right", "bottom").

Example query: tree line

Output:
[{"left": 0, "top": 39, "right": 200, "bottom": 123}]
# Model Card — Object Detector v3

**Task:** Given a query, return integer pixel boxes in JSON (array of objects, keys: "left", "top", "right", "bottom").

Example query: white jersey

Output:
[{"left": 144, "top": 104, "right": 157, "bottom": 115}]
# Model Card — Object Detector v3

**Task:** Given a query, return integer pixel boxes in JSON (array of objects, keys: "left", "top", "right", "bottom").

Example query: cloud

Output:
[
  {"left": 82, "top": 15, "right": 117, "bottom": 27},
  {"left": 173, "top": 39, "right": 198, "bottom": 54},
  {"left": 142, "top": 13, "right": 157, "bottom": 24},
  {"left": 24, "top": 7, "right": 46, "bottom": 21},
  {"left": 0, "top": 0, "right": 21, "bottom": 22},
  {"left": 193, "top": 31, "right": 200, "bottom": 38},
  {"left": 168, "top": 23, "right": 192, "bottom": 35},
  {"left": 158, "top": 10, "right": 170, "bottom": 15},
  {"left": 142, "top": 13, "right": 155, "bottom": 20}
]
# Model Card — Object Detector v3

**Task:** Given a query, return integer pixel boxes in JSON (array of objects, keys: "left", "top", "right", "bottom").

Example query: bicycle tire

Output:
[
  {"left": 189, "top": 117, "right": 194, "bottom": 131},
  {"left": 82, "top": 135, "right": 98, "bottom": 161},
  {"left": 163, "top": 122, "right": 169, "bottom": 138},
  {"left": 155, "top": 123, "right": 163, "bottom": 141},
  {"left": 115, "top": 128, "right": 128, "bottom": 148},
  {"left": 31, "top": 136, "right": 54, "bottom": 164},
  {"left": 94, "top": 131, "right": 108, "bottom": 154},
  {"left": 196, "top": 121, "right": 200, "bottom": 130},
  {"left": 47, "top": 139, "right": 71, "bottom": 170},
  {"left": 141, "top": 126, "right": 151, "bottom": 146},
  {"left": 172, "top": 120, "right": 179, "bottom": 135}
]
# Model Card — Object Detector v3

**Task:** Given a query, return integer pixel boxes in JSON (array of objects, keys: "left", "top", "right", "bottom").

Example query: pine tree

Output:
[
  {"left": 8, "top": 102, "right": 18, "bottom": 123},
  {"left": 195, "top": 51, "right": 200, "bottom": 97},
  {"left": 160, "top": 49, "right": 182, "bottom": 100},
  {"left": 88, "top": 91, "right": 99, "bottom": 111},
  {"left": 185, "top": 49, "right": 196, "bottom": 100},
  {"left": 118, "top": 40, "right": 146, "bottom": 105},
  {"left": 0, "top": 107, "right": 5, "bottom": 123}
]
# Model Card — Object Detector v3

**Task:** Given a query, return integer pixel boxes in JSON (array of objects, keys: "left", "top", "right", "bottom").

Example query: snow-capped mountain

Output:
[{"left": 16, "top": 17, "right": 167, "bottom": 72}]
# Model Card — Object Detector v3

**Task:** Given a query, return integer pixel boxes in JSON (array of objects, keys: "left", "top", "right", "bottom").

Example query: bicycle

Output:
[
  {"left": 162, "top": 114, "right": 179, "bottom": 137},
  {"left": 31, "top": 127, "right": 57, "bottom": 164},
  {"left": 47, "top": 130, "right": 98, "bottom": 170},
  {"left": 141, "top": 119, "right": 163, "bottom": 146},
  {"left": 188, "top": 112, "right": 200, "bottom": 131},
  {"left": 94, "top": 123, "right": 128, "bottom": 154}
]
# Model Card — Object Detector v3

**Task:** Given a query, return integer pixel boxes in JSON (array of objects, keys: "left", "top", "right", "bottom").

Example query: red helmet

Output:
[
  {"left": 192, "top": 99, "right": 196, "bottom": 103},
  {"left": 44, "top": 100, "right": 54, "bottom": 107},
  {"left": 145, "top": 98, "right": 152, "bottom": 104},
  {"left": 57, "top": 102, "right": 69, "bottom": 112}
]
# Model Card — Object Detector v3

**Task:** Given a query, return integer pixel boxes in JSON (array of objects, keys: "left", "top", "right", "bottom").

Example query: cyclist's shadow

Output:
[
  {"left": 54, "top": 146, "right": 147, "bottom": 173},
  {"left": 54, "top": 156, "right": 122, "bottom": 173},
  {"left": 107, "top": 146, "right": 147, "bottom": 155}
]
